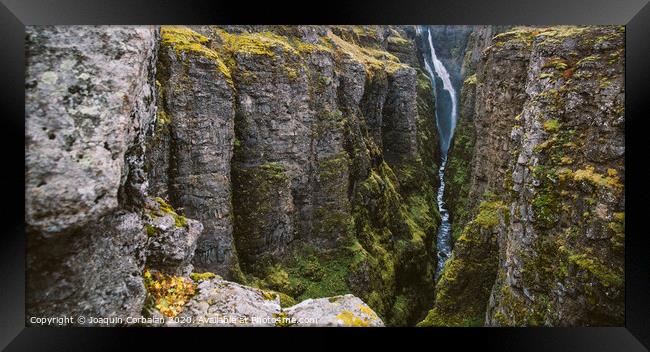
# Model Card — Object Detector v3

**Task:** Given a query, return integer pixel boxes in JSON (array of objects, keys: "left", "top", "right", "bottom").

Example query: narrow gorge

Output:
[{"left": 25, "top": 25, "right": 624, "bottom": 327}]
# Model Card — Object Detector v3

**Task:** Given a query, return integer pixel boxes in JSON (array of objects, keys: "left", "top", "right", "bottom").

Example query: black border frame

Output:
[{"left": 2, "top": 0, "right": 649, "bottom": 350}]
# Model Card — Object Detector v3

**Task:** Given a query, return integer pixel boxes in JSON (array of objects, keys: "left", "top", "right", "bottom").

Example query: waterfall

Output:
[{"left": 419, "top": 26, "right": 459, "bottom": 279}]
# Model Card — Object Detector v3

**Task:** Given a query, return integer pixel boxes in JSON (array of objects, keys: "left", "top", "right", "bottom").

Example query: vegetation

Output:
[{"left": 143, "top": 269, "right": 196, "bottom": 318}]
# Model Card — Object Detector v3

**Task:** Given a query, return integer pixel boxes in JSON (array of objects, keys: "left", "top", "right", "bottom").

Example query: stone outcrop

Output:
[
  {"left": 285, "top": 294, "right": 384, "bottom": 327},
  {"left": 25, "top": 26, "right": 161, "bottom": 324},
  {"left": 27, "top": 211, "right": 149, "bottom": 323},
  {"left": 143, "top": 197, "right": 204, "bottom": 276},
  {"left": 161, "top": 277, "right": 384, "bottom": 327}
]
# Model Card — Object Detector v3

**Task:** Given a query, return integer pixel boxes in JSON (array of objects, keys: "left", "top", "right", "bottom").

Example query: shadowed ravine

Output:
[{"left": 419, "top": 25, "right": 459, "bottom": 279}]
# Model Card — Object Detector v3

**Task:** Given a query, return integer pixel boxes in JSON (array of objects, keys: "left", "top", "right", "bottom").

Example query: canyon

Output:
[{"left": 25, "top": 25, "right": 624, "bottom": 326}]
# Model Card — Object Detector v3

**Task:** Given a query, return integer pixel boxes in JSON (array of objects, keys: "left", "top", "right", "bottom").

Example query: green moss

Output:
[
  {"left": 388, "top": 295, "right": 410, "bottom": 326},
  {"left": 145, "top": 223, "right": 157, "bottom": 237},
  {"left": 418, "top": 199, "right": 501, "bottom": 327},
  {"left": 289, "top": 247, "right": 354, "bottom": 300},
  {"left": 156, "top": 108, "right": 171, "bottom": 125},
  {"left": 573, "top": 165, "right": 622, "bottom": 190},
  {"left": 259, "top": 162, "right": 287, "bottom": 182},
  {"left": 285, "top": 66, "right": 299, "bottom": 80},
  {"left": 539, "top": 72, "right": 554, "bottom": 80},
  {"left": 542, "top": 57, "right": 569, "bottom": 71},
  {"left": 543, "top": 119, "right": 560, "bottom": 133},
  {"left": 474, "top": 200, "right": 507, "bottom": 228},
  {"left": 298, "top": 256, "right": 325, "bottom": 282},
  {"left": 568, "top": 253, "right": 623, "bottom": 288},
  {"left": 189, "top": 272, "right": 216, "bottom": 282},
  {"left": 609, "top": 212, "right": 625, "bottom": 254},
  {"left": 327, "top": 31, "right": 405, "bottom": 76},
  {"left": 218, "top": 30, "right": 299, "bottom": 57},
  {"left": 536, "top": 26, "right": 590, "bottom": 45},
  {"left": 532, "top": 193, "right": 559, "bottom": 228},
  {"left": 387, "top": 35, "right": 410, "bottom": 46},
  {"left": 492, "top": 27, "right": 535, "bottom": 47},
  {"left": 148, "top": 197, "right": 189, "bottom": 228},
  {"left": 576, "top": 55, "right": 600, "bottom": 66},
  {"left": 278, "top": 292, "right": 297, "bottom": 308},
  {"left": 262, "top": 265, "right": 291, "bottom": 292},
  {"left": 261, "top": 290, "right": 278, "bottom": 300}
]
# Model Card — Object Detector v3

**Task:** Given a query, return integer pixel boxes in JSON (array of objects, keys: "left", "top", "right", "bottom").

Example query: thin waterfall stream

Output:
[{"left": 419, "top": 26, "right": 459, "bottom": 280}]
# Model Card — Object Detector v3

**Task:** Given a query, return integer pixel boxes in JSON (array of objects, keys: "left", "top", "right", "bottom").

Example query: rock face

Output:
[
  {"left": 486, "top": 26, "right": 625, "bottom": 326},
  {"left": 421, "top": 25, "right": 625, "bottom": 327},
  {"left": 169, "top": 277, "right": 283, "bottom": 326},
  {"left": 146, "top": 27, "right": 238, "bottom": 277},
  {"left": 25, "top": 26, "right": 159, "bottom": 234},
  {"left": 167, "top": 25, "right": 441, "bottom": 326},
  {"left": 27, "top": 211, "right": 149, "bottom": 323},
  {"left": 25, "top": 26, "right": 162, "bottom": 323},
  {"left": 143, "top": 197, "right": 204, "bottom": 276}
]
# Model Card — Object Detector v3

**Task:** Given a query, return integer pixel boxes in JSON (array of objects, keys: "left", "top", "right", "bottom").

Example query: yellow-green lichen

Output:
[
  {"left": 273, "top": 311, "right": 295, "bottom": 327},
  {"left": 153, "top": 197, "right": 189, "bottom": 228},
  {"left": 327, "top": 30, "right": 405, "bottom": 76},
  {"left": 543, "top": 119, "right": 560, "bottom": 133},
  {"left": 143, "top": 269, "right": 197, "bottom": 318},
  {"left": 160, "top": 26, "right": 232, "bottom": 83},
  {"left": 573, "top": 165, "right": 622, "bottom": 190},
  {"left": 217, "top": 30, "right": 299, "bottom": 58},
  {"left": 464, "top": 74, "right": 477, "bottom": 86},
  {"left": 474, "top": 200, "right": 507, "bottom": 228},
  {"left": 261, "top": 290, "right": 278, "bottom": 301},
  {"left": 567, "top": 253, "right": 623, "bottom": 288},
  {"left": 145, "top": 223, "right": 157, "bottom": 237},
  {"left": 336, "top": 310, "right": 370, "bottom": 327}
]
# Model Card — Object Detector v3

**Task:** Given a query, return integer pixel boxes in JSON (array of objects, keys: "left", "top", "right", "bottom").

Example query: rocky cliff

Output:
[
  {"left": 25, "top": 25, "right": 624, "bottom": 327},
  {"left": 420, "top": 25, "right": 624, "bottom": 326},
  {"left": 25, "top": 25, "right": 440, "bottom": 326}
]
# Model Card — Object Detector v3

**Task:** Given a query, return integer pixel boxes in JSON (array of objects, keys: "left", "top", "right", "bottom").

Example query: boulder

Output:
[{"left": 284, "top": 294, "right": 384, "bottom": 327}]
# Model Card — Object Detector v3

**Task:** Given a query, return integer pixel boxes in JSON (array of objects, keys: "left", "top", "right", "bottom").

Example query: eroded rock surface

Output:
[{"left": 25, "top": 26, "right": 159, "bottom": 234}]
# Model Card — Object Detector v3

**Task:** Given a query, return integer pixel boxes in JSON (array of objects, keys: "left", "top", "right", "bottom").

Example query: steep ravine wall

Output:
[
  {"left": 420, "top": 25, "right": 625, "bottom": 326},
  {"left": 25, "top": 25, "right": 441, "bottom": 326}
]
